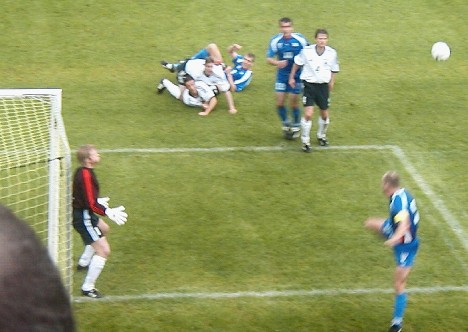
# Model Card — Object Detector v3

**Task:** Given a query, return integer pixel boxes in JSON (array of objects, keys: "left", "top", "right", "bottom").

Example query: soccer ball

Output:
[{"left": 431, "top": 42, "right": 451, "bottom": 61}]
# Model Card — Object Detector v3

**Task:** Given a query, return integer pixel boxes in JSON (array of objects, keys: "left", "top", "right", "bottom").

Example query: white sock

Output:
[
  {"left": 82, "top": 255, "right": 107, "bottom": 291},
  {"left": 317, "top": 117, "right": 330, "bottom": 139},
  {"left": 78, "top": 245, "right": 95, "bottom": 267},
  {"left": 163, "top": 79, "right": 181, "bottom": 99},
  {"left": 301, "top": 118, "right": 312, "bottom": 144}
]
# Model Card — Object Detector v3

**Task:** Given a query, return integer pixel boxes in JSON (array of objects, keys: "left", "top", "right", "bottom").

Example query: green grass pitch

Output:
[{"left": 1, "top": 0, "right": 467, "bottom": 331}]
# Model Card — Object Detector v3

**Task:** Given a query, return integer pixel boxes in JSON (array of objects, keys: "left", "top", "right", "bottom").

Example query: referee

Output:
[{"left": 288, "top": 29, "right": 340, "bottom": 152}]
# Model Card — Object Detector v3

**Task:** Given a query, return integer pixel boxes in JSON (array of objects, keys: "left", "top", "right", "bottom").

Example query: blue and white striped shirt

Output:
[
  {"left": 231, "top": 55, "right": 253, "bottom": 92},
  {"left": 267, "top": 32, "right": 308, "bottom": 79}
]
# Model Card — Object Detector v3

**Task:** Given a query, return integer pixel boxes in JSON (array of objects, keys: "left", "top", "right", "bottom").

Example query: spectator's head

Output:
[{"left": 0, "top": 204, "right": 75, "bottom": 331}]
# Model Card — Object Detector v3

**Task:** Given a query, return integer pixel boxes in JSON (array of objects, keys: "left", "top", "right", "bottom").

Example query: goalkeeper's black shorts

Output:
[{"left": 73, "top": 208, "right": 103, "bottom": 245}]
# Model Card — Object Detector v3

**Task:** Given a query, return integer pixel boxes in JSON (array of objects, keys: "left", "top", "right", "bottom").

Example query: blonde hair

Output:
[
  {"left": 382, "top": 171, "right": 400, "bottom": 188},
  {"left": 76, "top": 144, "right": 96, "bottom": 164}
]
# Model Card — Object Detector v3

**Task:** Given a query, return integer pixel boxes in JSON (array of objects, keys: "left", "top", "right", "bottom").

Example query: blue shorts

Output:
[
  {"left": 275, "top": 74, "right": 302, "bottom": 94},
  {"left": 381, "top": 219, "right": 419, "bottom": 267},
  {"left": 393, "top": 240, "right": 419, "bottom": 267}
]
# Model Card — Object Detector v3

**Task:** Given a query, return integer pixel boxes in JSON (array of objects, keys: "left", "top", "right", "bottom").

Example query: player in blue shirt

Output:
[
  {"left": 161, "top": 43, "right": 254, "bottom": 92},
  {"left": 365, "top": 171, "right": 420, "bottom": 332},
  {"left": 225, "top": 43, "right": 254, "bottom": 92},
  {"left": 267, "top": 17, "right": 308, "bottom": 139}
]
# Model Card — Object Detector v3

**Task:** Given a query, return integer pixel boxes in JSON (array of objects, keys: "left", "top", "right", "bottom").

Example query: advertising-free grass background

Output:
[{"left": 1, "top": 1, "right": 467, "bottom": 331}]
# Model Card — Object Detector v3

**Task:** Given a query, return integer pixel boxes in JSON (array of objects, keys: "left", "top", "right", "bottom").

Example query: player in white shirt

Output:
[
  {"left": 162, "top": 43, "right": 254, "bottom": 92},
  {"left": 183, "top": 58, "right": 231, "bottom": 93},
  {"left": 157, "top": 74, "right": 218, "bottom": 116},
  {"left": 289, "top": 29, "right": 340, "bottom": 152},
  {"left": 162, "top": 52, "right": 237, "bottom": 114}
]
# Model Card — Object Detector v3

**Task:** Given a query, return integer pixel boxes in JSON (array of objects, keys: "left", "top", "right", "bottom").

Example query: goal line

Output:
[{"left": 74, "top": 284, "right": 468, "bottom": 303}]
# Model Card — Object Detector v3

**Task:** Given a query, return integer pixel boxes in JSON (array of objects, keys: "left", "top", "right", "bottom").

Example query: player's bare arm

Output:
[
  {"left": 267, "top": 57, "right": 287, "bottom": 69},
  {"left": 384, "top": 213, "right": 410, "bottom": 247},
  {"left": 329, "top": 72, "right": 337, "bottom": 91},
  {"left": 198, "top": 96, "right": 218, "bottom": 116},
  {"left": 288, "top": 63, "right": 300, "bottom": 88},
  {"left": 227, "top": 44, "right": 242, "bottom": 58},
  {"left": 224, "top": 67, "right": 237, "bottom": 92}
]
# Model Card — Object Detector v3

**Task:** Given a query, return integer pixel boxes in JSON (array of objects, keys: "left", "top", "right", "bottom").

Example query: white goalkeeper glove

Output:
[
  {"left": 105, "top": 206, "right": 128, "bottom": 226},
  {"left": 97, "top": 197, "right": 110, "bottom": 209}
]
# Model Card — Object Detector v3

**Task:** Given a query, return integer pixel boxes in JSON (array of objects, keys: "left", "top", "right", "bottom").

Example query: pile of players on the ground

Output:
[{"left": 157, "top": 20, "right": 339, "bottom": 153}]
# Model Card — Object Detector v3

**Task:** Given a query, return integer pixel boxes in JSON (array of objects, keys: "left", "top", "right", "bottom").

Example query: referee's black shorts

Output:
[{"left": 302, "top": 81, "right": 330, "bottom": 110}]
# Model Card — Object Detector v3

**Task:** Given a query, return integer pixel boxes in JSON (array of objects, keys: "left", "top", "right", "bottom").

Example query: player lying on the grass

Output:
[
  {"left": 157, "top": 74, "right": 218, "bottom": 116},
  {"left": 161, "top": 43, "right": 223, "bottom": 71},
  {"left": 161, "top": 43, "right": 255, "bottom": 92},
  {"left": 160, "top": 56, "right": 237, "bottom": 114},
  {"left": 225, "top": 43, "right": 255, "bottom": 92}
]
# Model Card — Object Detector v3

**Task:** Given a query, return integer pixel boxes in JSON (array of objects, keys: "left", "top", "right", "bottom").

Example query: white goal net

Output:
[{"left": 0, "top": 89, "right": 72, "bottom": 293}]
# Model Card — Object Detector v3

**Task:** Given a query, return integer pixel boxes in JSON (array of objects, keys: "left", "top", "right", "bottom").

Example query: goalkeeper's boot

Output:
[
  {"left": 157, "top": 79, "right": 166, "bottom": 94},
  {"left": 161, "top": 61, "right": 176, "bottom": 72},
  {"left": 388, "top": 324, "right": 402, "bottom": 332},
  {"left": 82, "top": 288, "right": 103, "bottom": 299},
  {"left": 76, "top": 264, "right": 88, "bottom": 271}
]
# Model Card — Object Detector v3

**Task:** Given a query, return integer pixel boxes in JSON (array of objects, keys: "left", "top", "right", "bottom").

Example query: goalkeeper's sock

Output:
[
  {"left": 78, "top": 245, "right": 95, "bottom": 267},
  {"left": 163, "top": 79, "right": 182, "bottom": 100},
  {"left": 301, "top": 117, "right": 312, "bottom": 144},
  {"left": 190, "top": 48, "right": 209, "bottom": 60},
  {"left": 82, "top": 255, "right": 106, "bottom": 291}
]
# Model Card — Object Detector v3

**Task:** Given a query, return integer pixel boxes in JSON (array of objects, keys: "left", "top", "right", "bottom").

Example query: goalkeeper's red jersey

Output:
[{"left": 72, "top": 167, "right": 106, "bottom": 216}]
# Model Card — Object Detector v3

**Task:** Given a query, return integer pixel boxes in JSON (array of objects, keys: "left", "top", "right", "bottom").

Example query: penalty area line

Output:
[
  {"left": 101, "top": 144, "right": 466, "bottom": 252},
  {"left": 100, "top": 144, "right": 397, "bottom": 154},
  {"left": 73, "top": 285, "right": 468, "bottom": 303},
  {"left": 390, "top": 146, "right": 468, "bottom": 252}
]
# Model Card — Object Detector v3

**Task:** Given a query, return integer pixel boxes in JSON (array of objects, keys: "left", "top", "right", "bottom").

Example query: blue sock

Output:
[
  {"left": 277, "top": 106, "right": 288, "bottom": 126},
  {"left": 292, "top": 107, "right": 301, "bottom": 126},
  {"left": 392, "top": 293, "right": 407, "bottom": 326},
  {"left": 190, "top": 48, "right": 209, "bottom": 60}
]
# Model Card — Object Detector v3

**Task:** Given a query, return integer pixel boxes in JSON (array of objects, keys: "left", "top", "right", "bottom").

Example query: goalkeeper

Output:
[{"left": 72, "top": 144, "right": 128, "bottom": 298}]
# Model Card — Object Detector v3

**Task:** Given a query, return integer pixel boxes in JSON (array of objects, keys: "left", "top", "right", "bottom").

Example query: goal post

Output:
[{"left": 0, "top": 88, "right": 73, "bottom": 293}]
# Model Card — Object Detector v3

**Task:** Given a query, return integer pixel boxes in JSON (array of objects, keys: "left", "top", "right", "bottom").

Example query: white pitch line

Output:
[
  {"left": 100, "top": 146, "right": 285, "bottom": 153},
  {"left": 390, "top": 146, "right": 468, "bottom": 251},
  {"left": 100, "top": 144, "right": 395, "bottom": 154},
  {"left": 84, "top": 145, "right": 467, "bottom": 303},
  {"left": 73, "top": 285, "right": 468, "bottom": 303},
  {"left": 101, "top": 144, "right": 467, "bottom": 251}
]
